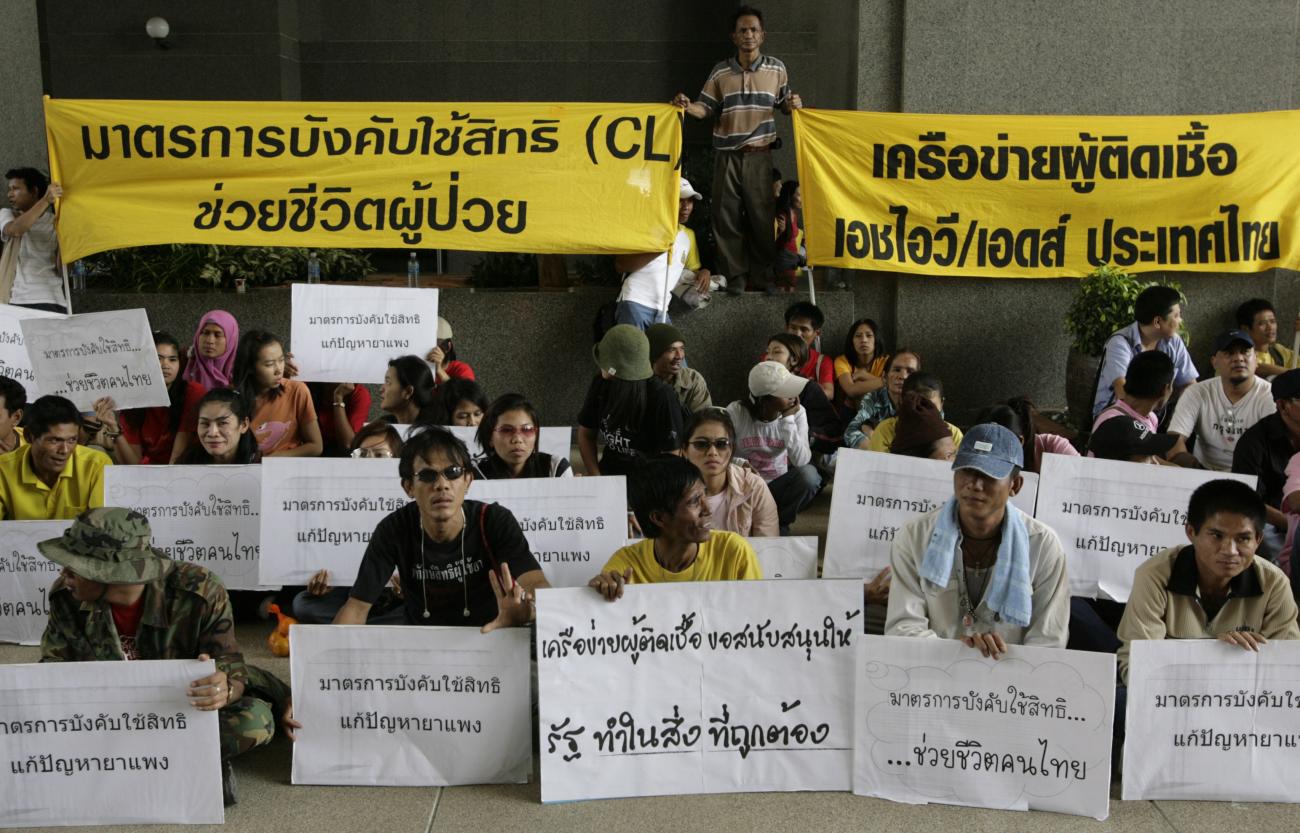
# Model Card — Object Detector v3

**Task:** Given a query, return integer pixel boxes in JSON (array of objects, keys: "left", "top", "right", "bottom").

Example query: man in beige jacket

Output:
[{"left": 1117, "top": 478, "right": 1300, "bottom": 686}]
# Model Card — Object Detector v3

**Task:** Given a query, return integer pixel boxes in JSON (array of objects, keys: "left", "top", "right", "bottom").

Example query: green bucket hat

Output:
[
  {"left": 593, "top": 324, "right": 653, "bottom": 381},
  {"left": 38, "top": 508, "right": 171, "bottom": 585}
]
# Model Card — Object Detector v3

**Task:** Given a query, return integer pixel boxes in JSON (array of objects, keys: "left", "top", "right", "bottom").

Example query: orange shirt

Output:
[{"left": 252, "top": 379, "right": 317, "bottom": 454}]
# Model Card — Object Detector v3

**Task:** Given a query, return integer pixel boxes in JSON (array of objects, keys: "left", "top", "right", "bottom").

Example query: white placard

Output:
[
  {"left": 855, "top": 636, "right": 1114, "bottom": 820},
  {"left": 824, "top": 450, "right": 1039, "bottom": 578},
  {"left": 537, "top": 580, "right": 861, "bottom": 802},
  {"left": 401, "top": 424, "right": 572, "bottom": 467},
  {"left": 104, "top": 465, "right": 264, "bottom": 591},
  {"left": 0, "top": 303, "right": 64, "bottom": 399},
  {"left": 290, "top": 624, "right": 531, "bottom": 786},
  {"left": 467, "top": 476, "right": 624, "bottom": 588},
  {"left": 0, "top": 520, "right": 69, "bottom": 645},
  {"left": 746, "top": 536, "right": 819, "bottom": 579},
  {"left": 258, "top": 458, "right": 408, "bottom": 586},
  {"left": 291, "top": 284, "right": 439, "bottom": 383},
  {"left": 1123, "top": 640, "right": 1300, "bottom": 802},
  {"left": 20, "top": 308, "right": 168, "bottom": 409},
  {"left": 0, "top": 659, "right": 222, "bottom": 827},
  {"left": 1035, "top": 455, "right": 1256, "bottom": 602}
]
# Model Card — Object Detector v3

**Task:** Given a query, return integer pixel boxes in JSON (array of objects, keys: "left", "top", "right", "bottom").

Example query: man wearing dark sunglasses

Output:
[{"left": 333, "top": 427, "right": 548, "bottom": 630}]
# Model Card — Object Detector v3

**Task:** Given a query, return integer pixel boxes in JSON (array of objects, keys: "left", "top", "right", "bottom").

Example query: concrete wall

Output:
[{"left": 1, "top": 0, "right": 47, "bottom": 168}]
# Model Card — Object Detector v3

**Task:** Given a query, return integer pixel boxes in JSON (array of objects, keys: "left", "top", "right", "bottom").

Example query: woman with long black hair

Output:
[
  {"left": 90, "top": 331, "right": 206, "bottom": 464},
  {"left": 232, "top": 329, "right": 323, "bottom": 457}
]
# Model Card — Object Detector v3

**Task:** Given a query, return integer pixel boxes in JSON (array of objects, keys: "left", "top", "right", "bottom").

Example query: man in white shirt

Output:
[
  {"left": 612, "top": 178, "right": 710, "bottom": 330},
  {"left": 1168, "top": 330, "right": 1275, "bottom": 471},
  {"left": 1, "top": 168, "right": 66, "bottom": 313}
]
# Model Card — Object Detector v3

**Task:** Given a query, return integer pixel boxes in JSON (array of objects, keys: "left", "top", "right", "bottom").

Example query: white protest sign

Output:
[
  {"left": 290, "top": 624, "right": 530, "bottom": 786},
  {"left": 824, "top": 450, "right": 1039, "bottom": 578},
  {"left": 104, "top": 465, "right": 264, "bottom": 590},
  {"left": 258, "top": 457, "right": 408, "bottom": 586},
  {"left": 855, "top": 635, "right": 1114, "bottom": 820},
  {"left": 291, "top": 284, "right": 439, "bottom": 383},
  {"left": 408, "top": 424, "right": 572, "bottom": 467},
  {"left": 0, "top": 520, "right": 68, "bottom": 646},
  {"left": 0, "top": 659, "right": 222, "bottom": 827},
  {"left": 537, "top": 579, "right": 861, "bottom": 802},
  {"left": 1035, "top": 455, "right": 1256, "bottom": 602},
  {"left": 467, "top": 475, "right": 624, "bottom": 587},
  {"left": 20, "top": 308, "right": 168, "bottom": 409},
  {"left": 1123, "top": 640, "right": 1300, "bottom": 802},
  {"left": 746, "top": 536, "right": 819, "bottom": 579},
  {"left": 0, "top": 303, "right": 63, "bottom": 399}
]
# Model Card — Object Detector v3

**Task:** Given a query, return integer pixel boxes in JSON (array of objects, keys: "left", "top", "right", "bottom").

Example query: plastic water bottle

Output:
[
  {"left": 407, "top": 252, "right": 420, "bottom": 287},
  {"left": 306, "top": 251, "right": 321, "bottom": 284},
  {"left": 71, "top": 260, "right": 86, "bottom": 291}
]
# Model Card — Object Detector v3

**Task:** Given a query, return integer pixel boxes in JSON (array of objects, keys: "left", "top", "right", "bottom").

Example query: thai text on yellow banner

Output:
[
  {"left": 792, "top": 109, "right": 1300, "bottom": 277},
  {"left": 44, "top": 98, "right": 682, "bottom": 262}
]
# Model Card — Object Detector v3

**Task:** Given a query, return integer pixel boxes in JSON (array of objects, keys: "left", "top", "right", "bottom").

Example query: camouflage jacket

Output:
[{"left": 40, "top": 560, "right": 248, "bottom": 686}]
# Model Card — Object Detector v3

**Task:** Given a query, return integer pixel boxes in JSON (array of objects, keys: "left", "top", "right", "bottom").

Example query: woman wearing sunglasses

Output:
[
  {"left": 475, "top": 393, "right": 572, "bottom": 479},
  {"left": 682, "top": 409, "right": 778, "bottom": 536}
]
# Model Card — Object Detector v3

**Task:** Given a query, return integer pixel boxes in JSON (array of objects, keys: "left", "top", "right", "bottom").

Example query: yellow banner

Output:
[
  {"left": 44, "top": 98, "right": 682, "bottom": 261},
  {"left": 793, "top": 109, "right": 1300, "bottom": 277}
]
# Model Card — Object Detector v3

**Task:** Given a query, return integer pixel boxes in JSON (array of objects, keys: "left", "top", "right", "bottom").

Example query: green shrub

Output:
[
  {"left": 83, "top": 245, "right": 372, "bottom": 291},
  {"left": 1065, "top": 264, "right": 1186, "bottom": 356}
]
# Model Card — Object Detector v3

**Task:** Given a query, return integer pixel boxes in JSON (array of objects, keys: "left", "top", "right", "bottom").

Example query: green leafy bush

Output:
[
  {"left": 83, "top": 245, "right": 372, "bottom": 291},
  {"left": 1065, "top": 264, "right": 1185, "bottom": 356},
  {"left": 469, "top": 253, "right": 539, "bottom": 289}
]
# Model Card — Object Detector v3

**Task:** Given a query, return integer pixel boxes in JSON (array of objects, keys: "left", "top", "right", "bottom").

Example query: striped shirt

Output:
[{"left": 698, "top": 54, "right": 790, "bottom": 151}]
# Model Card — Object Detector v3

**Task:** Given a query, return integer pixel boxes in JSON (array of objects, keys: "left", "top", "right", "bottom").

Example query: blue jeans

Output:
[
  {"left": 292, "top": 587, "right": 407, "bottom": 624},
  {"left": 614, "top": 300, "right": 668, "bottom": 330},
  {"left": 767, "top": 463, "right": 822, "bottom": 535}
]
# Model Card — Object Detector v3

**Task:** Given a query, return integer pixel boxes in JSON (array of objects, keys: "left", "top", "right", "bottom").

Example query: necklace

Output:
[
  {"left": 956, "top": 531, "right": 1001, "bottom": 634},
  {"left": 653, "top": 541, "right": 699, "bottom": 581},
  {"left": 418, "top": 508, "right": 468, "bottom": 619}
]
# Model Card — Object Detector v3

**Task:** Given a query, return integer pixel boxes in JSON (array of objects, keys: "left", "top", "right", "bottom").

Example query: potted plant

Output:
[{"left": 1063, "top": 264, "right": 1184, "bottom": 432}]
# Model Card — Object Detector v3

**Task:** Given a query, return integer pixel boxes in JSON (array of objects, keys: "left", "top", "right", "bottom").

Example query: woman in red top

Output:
[
  {"left": 773, "top": 180, "right": 805, "bottom": 292},
  {"left": 424, "top": 316, "right": 476, "bottom": 386},
  {"left": 91, "top": 332, "right": 205, "bottom": 464},
  {"left": 308, "top": 382, "right": 372, "bottom": 457}
]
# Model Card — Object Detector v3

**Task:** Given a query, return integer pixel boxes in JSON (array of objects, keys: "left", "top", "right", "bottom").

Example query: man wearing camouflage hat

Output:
[{"left": 37, "top": 507, "right": 293, "bottom": 806}]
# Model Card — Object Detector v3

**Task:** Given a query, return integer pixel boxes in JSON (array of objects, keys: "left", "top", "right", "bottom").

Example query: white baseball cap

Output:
[
  {"left": 748, "top": 361, "right": 806, "bottom": 399},
  {"left": 680, "top": 177, "right": 702, "bottom": 201}
]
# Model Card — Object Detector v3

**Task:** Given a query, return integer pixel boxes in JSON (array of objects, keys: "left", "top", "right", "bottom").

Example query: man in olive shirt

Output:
[
  {"left": 646, "top": 323, "right": 712, "bottom": 414},
  {"left": 0, "top": 395, "right": 109, "bottom": 519}
]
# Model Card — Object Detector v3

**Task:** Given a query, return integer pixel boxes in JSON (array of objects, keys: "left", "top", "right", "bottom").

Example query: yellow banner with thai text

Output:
[
  {"left": 793, "top": 108, "right": 1300, "bottom": 277},
  {"left": 44, "top": 98, "right": 682, "bottom": 261}
]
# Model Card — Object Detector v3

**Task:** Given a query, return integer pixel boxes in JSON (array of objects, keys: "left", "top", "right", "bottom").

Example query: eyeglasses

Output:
[
  {"left": 494, "top": 424, "right": 537, "bottom": 437},
  {"left": 687, "top": 438, "right": 732, "bottom": 452},
  {"left": 414, "top": 465, "right": 467, "bottom": 484},
  {"left": 351, "top": 446, "right": 393, "bottom": 458}
]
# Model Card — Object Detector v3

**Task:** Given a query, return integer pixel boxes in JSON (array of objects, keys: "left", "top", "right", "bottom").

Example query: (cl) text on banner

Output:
[
  {"left": 44, "top": 99, "right": 681, "bottom": 261},
  {"left": 1123, "top": 640, "right": 1300, "bottom": 802},
  {"left": 0, "top": 659, "right": 222, "bottom": 827},
  {"left": 537, "top": 580, "right": 861, "bottom": 802},
  {"left": 290, "top": 624, "right": 531, "bottom": 787},
  {"left": 1035, "top": 455, "right": 1255, "bottom": 602},
  {"left": 855, "top": 636, "right": 1114, "bottom": 820},
  {"left": 0, "top": 520, "right": 69, "bottom": 646},
  {"left": 793, "top": 108, "right": 1300, "bottom": 277}
]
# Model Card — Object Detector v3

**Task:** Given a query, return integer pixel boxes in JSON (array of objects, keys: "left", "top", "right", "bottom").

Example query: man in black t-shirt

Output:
[{"left": 333, "top": 427, "right": 547, "bottom": 629}]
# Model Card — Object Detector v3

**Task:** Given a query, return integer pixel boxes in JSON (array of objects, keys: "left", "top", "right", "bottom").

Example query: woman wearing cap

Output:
[
  {"left": 424, "top": 316, "right": 476, "bottom": 385},
  {"left": 475, "top": 393, "right": 572, "bottom": 479},
  {"left": 578, "top": 325, "right": 684, "bottom": 476},
  {"left": 612, "top": 177, "right": 708, "bottom": 330},
  {"left": 681, "top": 408, "right": 778, "bottom": 536},
  {"left": 726, "top": 361, "right": 820, "bottom": 535}
]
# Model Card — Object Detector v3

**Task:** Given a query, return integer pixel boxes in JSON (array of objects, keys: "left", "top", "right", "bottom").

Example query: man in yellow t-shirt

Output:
[
  {"left": 0, "top": 375, "right": 26, "bottom": 455},
  {"left": 0, "top": 395, "right": 110, "bottom": 520},
  {"left": 590, "top": 456, "right": 761, "bottom": 599},
  {"left": 1237, "top": 298, "right": 1297, "bottom": 379}
]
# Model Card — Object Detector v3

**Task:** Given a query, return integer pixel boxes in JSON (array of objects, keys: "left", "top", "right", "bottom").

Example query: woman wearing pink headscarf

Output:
[{"left": 184, "top": 310, "right": 239, "bottom": 391}]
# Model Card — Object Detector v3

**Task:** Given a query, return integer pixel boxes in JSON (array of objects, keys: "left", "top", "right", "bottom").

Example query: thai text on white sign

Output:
[
  {"left": 104, "top": 465, "right": 264, "bottom": 590},
  {"left": 0, "top": 304, "right": 63, "bottom": 399},
  {"left": 467, "top": 475, "right": 625, "bottom": 587},
  {"left": 290, "top": 284, "right": 439, "bottom": 383},
  {"left": 20, "top": 308, "right": 168, "bottom": 409},
  {"left": 258, "top": 457, "right": 408, "bottom": 586},
  {"left": 0, "top": 521, "right": 68, "bottom": 646},
  {"left": 854, "top": 635, "right": 1115, "bottom": 820},
  {"left": 824, "top": 450, "right": 1039, "bottom": 578},
  {"left": 1035, "top": 454, "right": 1256, "bottom": 601},
  {"left": 1123, "top": 639, "right": 1300, "bottom": 802},
  {"left": 537, "top": 580, "right": 861, "bottom": 802},
  {"left": 0, "top": 659, "right": 222, "bottom": 827},
  {"left": 290, "top": 624, "right": 531, "bottom": 786}
]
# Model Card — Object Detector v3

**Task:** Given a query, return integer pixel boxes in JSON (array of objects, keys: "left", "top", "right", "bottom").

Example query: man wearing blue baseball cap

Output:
[{"left": 886, "top": 423, "right": 1070, "bottom": 658}]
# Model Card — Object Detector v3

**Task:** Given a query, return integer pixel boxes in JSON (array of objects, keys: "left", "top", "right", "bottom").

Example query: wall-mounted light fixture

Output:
[{"left": 145, "top": 16, "right": 171, "bottom": 49}]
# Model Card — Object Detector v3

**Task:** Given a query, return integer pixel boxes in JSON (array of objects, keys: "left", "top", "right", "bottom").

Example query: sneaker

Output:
[
  {"left": 221, "top": 759, "right": 238, "bottom": 806},
  {"left": 726, "top": 276, "right": 746, "bottom": 296}
]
